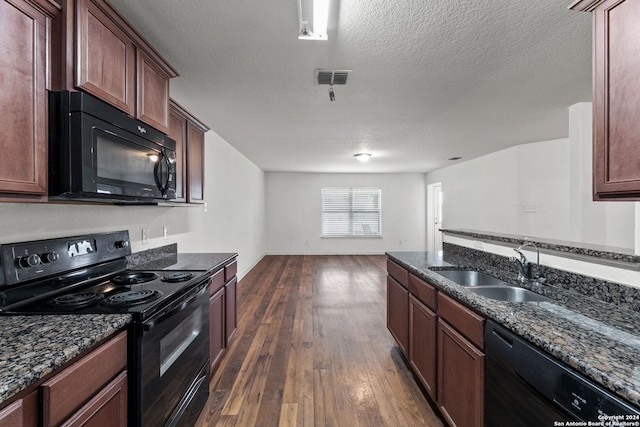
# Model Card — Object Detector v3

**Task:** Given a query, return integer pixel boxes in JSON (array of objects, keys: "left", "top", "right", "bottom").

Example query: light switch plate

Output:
[{"left": 142, "top": 228, "right": 149, "bottom": 244}]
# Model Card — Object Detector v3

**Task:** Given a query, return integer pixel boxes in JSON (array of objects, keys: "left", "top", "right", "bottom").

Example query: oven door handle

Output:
[{"left": 143, "top": 279, "right": 210, "bottom": 331}]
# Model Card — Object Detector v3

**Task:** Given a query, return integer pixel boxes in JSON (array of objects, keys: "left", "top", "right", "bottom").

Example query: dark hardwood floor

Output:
[{"left": 195, "top": 255, "right": 443, "bottom": 427}]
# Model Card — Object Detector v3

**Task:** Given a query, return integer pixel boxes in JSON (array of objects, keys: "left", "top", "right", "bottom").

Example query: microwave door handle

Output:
[{"left": 153, "top": 148, "right": 170, "bottom": 196}]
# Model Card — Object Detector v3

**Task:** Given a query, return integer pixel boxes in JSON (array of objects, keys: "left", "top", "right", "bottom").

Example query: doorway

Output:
[{"left": 427, "top": 183, "right": 443, "bottom": 253}]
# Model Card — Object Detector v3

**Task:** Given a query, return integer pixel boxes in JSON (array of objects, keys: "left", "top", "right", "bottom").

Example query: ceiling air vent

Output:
[{"left": 315, "top": 70, "right": 351, "bottom": 85}]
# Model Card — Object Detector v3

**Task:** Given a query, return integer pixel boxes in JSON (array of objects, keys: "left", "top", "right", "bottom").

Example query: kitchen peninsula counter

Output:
[
  {"left": 387, "top": 251, "right": 640, "bottom": 408},
  {"left": 0, "top": 314, "right": 131, "bottom": 404}
]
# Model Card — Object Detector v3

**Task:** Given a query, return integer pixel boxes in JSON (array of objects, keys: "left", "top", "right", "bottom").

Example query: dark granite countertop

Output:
[
  {"left": 129, "top": 252, "right": 237, "bottom": 275},
  {"left": 0, "top": 314, "right": 131, "bottom": 404},
  {"left": 386, "top": 251, "right": 640, "bottom": 408}
]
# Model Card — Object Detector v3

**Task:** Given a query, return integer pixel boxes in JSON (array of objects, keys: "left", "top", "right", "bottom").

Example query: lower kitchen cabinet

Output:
[
  {"left": 209, "top": 258, "right": 238, "bottom": 374},
  {"left": 0, "top": 332, "right": 126, "bottom": 427},
  {"left": 42, "top": 331, "right": 128, "bottom": 427},
  {"left": 437, "top": 293, "right": 485, "bottom": 427},
  {"left": 386, "top": 258, "right": 486, "bottom": 427},
  {"left": 210, "top": 286, "right": 225, "bottom": 372},
  {"left": 60, "top": 371, "right": 127, "bottom": 427},
  {"left": 0, "top": 390, "right": 37, "bottom": 427},
  {"left": 409, "top": 294, "right": 437, "bottom": 400},
  {"left": 225, "top": 276, "right": 237, "bottom": 343},
  {"left": 387, "top": 274, "right": 409, "bottom": 356},
  {"left": 438, "top": 320, "right": 484, "bottom": 427}
]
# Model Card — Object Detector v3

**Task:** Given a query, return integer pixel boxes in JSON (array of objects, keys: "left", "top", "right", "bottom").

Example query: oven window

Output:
[
  {"left": 96, "top": 131, "right": 158, "bottom": 186},
  {"left": 159, "top": 306, "right": 202, "bottom": 376}
]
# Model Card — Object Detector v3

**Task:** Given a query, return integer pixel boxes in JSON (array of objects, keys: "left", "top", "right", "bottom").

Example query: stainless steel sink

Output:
[
  {"left": 467, "top": 286, "right": 551, "bottom": 303},
  {"left": 437, "top": 270, "right": 506, "bottom": 287}
]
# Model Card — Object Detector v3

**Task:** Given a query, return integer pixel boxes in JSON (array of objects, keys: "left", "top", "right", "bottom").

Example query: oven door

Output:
[
  {"left": 133, "top": 280, "right": 210, "bottom": 426},
  {"left": 76, "top": 113, "right": 177, "bottom": 200}
]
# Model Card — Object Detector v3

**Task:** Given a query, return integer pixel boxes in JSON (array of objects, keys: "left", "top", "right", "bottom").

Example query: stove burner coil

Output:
[
  {"left": 111, "top": 272, "right": 159, "bottom": 286},
  {"left": 103, "top": 289, "right": 162, "bottom": 307},
  {"left": 48, "top": 292, "right": 104, "bottom": 308},
  {"left": 162, "top": 272, "right": 194, "bottom": 283}
]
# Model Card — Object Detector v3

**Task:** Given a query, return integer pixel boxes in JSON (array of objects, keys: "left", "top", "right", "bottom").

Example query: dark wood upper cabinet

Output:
[
  {"left": 0, "top": 0, "right": 58, "bottom": 202},
  {"left": 170, "top": 99, "right": 209, "bottom": 204},
  {"left": 571, "top": 0, "right": 640, "bottom": 200},
  {"left": 168, "top": 108, "right": 188, "bottom": 202},
  {"left": 66, "top": 0, "right": 177, "bottom": 132},
  {"left": 187, "top": 121, "right": 205, "bottom": 203},
  {"left": 76, "top": 0, "right": 135, "bottom": 116},
  {"left": 137, "top": 50, "right": 170, "bottom": 134}
]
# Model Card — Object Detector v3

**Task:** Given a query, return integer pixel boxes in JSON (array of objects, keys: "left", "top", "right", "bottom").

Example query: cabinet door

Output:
[
  {"left": 593, "top": 0, "right": 640, "bottom": 200},
  {"left": 76, "top": 0, "right": 135, "bottom": 116},
  {"left": 186, "top": 121, "right": 205, "bottom": 203},
  {"left": 60, "top": 371, "right": 127, "bottom": 427},
  {"left": 225, "top": 277, "right": 237, "bottom": 344},
  {"left": 0, "top": 400, "right": 22, "bottom": 427},
  {"left": 137, "top": 50, "right": 170, "bottom": 133},
  {"left": 409, "top": 295, "right": 437, "bottom": 400},
  {"left": 168, "top": 108, "right": 187, "bottom": 202},
  {"left": 438, "top": 320, "right": 484, "bottom": 427},
  {"left": 42, "top": 332, "right": 127, "bottom": 426},
  {"left": 0, "top": 0, "right": 48, "bottom": 199},
  {"left": 210, "top": 287, "right": 225, "bottom": 373},
  {"left": 387, "top": 275, "right": 409, "bottom": 356}
]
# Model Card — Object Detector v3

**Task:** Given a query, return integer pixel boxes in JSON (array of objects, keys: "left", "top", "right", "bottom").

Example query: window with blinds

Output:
[{"left": 321, "top": 187, "right": 382, "bottom": 237}]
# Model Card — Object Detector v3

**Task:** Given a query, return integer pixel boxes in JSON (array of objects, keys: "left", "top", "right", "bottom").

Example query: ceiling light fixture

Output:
[
  {"left": 147, "top": 153, "right": 159, "bottom": 162},
  {"left": 354, "top": 153, "right": 372, "bottom": 162},
  {"left": 298, "top": 0, "right": 329, "bottom": 40}
]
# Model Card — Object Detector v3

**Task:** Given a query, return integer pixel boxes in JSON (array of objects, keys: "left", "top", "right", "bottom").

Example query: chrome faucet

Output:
[{"left": 510, "top": 241, "right": 543, "bottom": 283}]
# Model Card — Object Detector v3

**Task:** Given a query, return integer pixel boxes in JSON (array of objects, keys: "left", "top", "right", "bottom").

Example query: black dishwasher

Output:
[{"left": 485, "top": 320, "right": 640, "bottom": 426}]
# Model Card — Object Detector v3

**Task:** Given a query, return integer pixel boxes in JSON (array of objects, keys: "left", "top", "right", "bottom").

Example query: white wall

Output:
[
  {"left": 265, "top": 173, "right": 426, "bottom": 254},
  {"left": 0, "top": 130, "right": 266, "bottom": 279},
  {"left": 426, "top": 102, "right": 636, "bottom": 249},
  {"left": 426, "top": 148, "right": 520, "bottom": 235}
]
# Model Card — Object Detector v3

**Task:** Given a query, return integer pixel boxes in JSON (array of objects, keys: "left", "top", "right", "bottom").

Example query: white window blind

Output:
[{"left": 321, "top": 187, "right": 382, "bottom": 237}]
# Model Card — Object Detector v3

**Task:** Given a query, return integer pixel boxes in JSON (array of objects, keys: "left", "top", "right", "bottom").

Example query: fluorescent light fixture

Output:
[
  {"left": 298, "top": 0, "right": 329, "bottom": 40},
  {"left": 354, "top": 153, "right": 372, "bottom": 162}
]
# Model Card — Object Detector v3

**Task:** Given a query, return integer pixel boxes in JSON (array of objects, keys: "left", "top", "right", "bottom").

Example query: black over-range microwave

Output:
[{"left": 48, "top": 90, "right": 176, "bottom": 204}]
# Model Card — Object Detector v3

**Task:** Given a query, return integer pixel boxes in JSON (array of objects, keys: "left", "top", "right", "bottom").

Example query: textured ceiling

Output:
[{"left": 108, "top": 0, "right": 592, "bottom": 173}]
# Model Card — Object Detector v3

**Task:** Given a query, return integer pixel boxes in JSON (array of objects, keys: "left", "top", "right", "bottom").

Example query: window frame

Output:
[{"left": 321, "top": 187, "right": 382, "bottom": 238}]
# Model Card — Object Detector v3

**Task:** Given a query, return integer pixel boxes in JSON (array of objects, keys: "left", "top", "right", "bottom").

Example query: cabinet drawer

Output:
[
  {"left": 0, "top": 400, "right": 22, "bottom": 427},
  {"left": 437, "top": 293, "right": 484, "bottom": 349},
  {"left": 409, "top": 274, "right": 437, "bottom": 310},
  {"left": 210, "top": 268, "right": 225, "bottom": 295},
  {"left": 224, "top": 260, "right": 237, "bottom": 282},
  {"left": 387, "top": 259, "right": 409, "bottom": 289},
  {"left": 42, "top": 331, "right": 127, "bottom": 426}
]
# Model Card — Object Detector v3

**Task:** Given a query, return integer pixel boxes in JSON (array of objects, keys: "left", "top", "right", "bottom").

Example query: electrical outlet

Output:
[
  {"left": 163, "top": 226, "right": 169, "bottom": 240},
  {"left": 142, "top": 228, "right": 149, "bottom": 244},
  {"left": 473, "top": 240, "right": 484, "bottom": 249},
  {"left": 203, "top": 203, "right": 208, "bottom": 213}
]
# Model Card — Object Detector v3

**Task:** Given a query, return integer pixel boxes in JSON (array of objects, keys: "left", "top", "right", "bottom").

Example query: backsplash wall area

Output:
[{"left": 443, "top": 242, "right": 640, "bottom": 313}]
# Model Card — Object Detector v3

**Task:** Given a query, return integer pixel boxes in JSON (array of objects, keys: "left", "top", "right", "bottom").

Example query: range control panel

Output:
[{"left": 0, "top": 230, "right": 131, "bottom": 287}]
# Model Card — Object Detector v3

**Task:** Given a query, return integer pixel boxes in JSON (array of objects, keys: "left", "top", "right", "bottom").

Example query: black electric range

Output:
[{"left": 0, "top": 230, "right": 211, "bottom": 426}]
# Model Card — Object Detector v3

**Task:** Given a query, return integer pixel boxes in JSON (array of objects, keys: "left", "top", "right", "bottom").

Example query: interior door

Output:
[{"left": 427, "top": 183, "right": 443, "bottom": 252}]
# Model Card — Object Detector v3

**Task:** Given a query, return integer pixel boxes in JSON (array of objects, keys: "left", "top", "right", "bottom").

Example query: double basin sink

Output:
[{"left": 436, "top": 270, "right": 550, "bottom": 303}]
